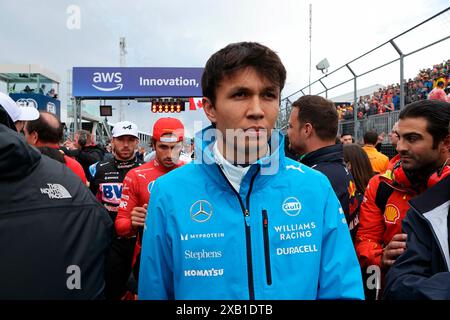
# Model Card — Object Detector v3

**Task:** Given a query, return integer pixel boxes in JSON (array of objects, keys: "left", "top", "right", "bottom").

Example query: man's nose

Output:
[
  {"left": 396, "top": 138, "right": 407, "bottom": 154},
  {"left": 247, "top": 96, "right": 265, "bottom": 120}
]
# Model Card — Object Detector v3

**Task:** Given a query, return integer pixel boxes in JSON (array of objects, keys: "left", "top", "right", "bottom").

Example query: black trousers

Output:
[{"left": 104, "top": 236, "right": 137, "bottom": 300}]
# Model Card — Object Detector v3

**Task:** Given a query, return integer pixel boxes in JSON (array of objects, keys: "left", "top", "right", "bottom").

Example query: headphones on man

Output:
[{"left": 393, "top": 158, "right": 450, "bottom": 189}]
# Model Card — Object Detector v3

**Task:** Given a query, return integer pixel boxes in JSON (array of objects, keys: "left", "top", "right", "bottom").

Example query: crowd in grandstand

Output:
[{"left": 337, "top": 59, "right": 450, "bottom": 120}]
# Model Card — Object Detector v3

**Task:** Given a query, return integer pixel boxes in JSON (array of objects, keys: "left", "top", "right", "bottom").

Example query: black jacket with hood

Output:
[
  {"left": 0, "top": 111, "right": 113, "bottom": 299},
  {"left": 383, "top": 175, "right": 450, "bottom": 300},
  {"left": 63, "top": 145, "right": 105, "bottom": 179}
]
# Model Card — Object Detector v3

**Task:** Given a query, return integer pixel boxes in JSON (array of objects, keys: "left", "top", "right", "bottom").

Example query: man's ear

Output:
[
  {"left": 31, "top": 131, "right": 39, "bottom": 145},
  {"left": 202, "top": 97, "right": 216, "bottom": 124},
  {"left": 302, "top": 122, "right": 313, "bottom": 138},
  {"left": 440, "top": 133, "right": 450, "bottom": 154}
]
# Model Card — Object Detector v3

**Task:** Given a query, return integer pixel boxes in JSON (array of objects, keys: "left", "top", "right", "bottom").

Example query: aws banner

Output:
[{"left": 72, "top": 67, "right": 204, "bottom": 98}]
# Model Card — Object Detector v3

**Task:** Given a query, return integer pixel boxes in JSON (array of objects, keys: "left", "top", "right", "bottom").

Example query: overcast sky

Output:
[{"left": 0, "top": 0, "right": 449, "bottom": 137}]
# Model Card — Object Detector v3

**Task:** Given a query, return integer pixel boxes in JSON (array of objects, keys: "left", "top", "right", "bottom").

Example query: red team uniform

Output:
[{"left": 116, "top": 159, "right": 184, "bottom": 237}]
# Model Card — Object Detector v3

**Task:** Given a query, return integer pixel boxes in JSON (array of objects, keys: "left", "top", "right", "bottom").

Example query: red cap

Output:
[{"left": 153, "top": 117, "right": 184, "bottom": 142}]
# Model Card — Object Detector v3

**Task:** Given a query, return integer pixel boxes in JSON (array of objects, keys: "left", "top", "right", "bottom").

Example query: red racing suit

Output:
[
  {"left": 116, "top": 159, "right": 185, "bottom": 237},
  {"left": 115, "top": 159, "right": 185, "bottom": 278}
]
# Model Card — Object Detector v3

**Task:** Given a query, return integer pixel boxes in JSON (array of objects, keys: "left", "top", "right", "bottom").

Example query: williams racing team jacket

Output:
[{"left": 138, "top": 127, "right": 364, "bottom": 300}]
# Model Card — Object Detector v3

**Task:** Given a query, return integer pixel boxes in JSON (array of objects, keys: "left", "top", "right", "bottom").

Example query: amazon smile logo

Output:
[{"left": 92, "top": 72, "right": 123, "bottom": 92}]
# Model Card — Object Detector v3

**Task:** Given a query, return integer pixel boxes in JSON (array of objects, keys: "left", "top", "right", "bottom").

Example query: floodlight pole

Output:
[
  {"left": 308, "top": 4, "right": 312, "bottom": 95},
  {"left": 119, "top": 37, "right": 127, "bottom": 121}
]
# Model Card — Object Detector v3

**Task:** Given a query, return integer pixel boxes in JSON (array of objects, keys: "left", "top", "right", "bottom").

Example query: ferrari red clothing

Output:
[
  {"left": 39, "top": 143, "right": 87, "bottom": 184},
  {"left": 355, "top": 172, "right": 416, "bottom": 270},
  {"left": 115, "top": 159, "right": 184, "bottom": 237},
  {"left": 64, "top": 155, "right": 87, "bottom": 185}
]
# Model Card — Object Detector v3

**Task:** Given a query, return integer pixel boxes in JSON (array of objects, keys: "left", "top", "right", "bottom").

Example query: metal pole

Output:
[
  {"left": 346, "top": 64, "right": 358, "bottom": 140},
  {"left": 399, "top": 55, "right": 405, "bottom": 110},
  {"left": 390, "top": 40, "right": 405, "bottom": 110},
  {"left": 75, "top": 98, "right": 81, "bottom": 133},
  {"left": 308, "top": 4, "right": 312, "bottom": 95},
  {"left": 119, "top": 37, "right": 127, "bottom": 122},
  {"left": 319, "top": 79, "right": 328, "bottom": 98}
]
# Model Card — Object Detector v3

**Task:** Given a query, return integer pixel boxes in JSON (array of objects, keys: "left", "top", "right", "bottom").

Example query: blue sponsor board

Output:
[
  {"left": 73, "top": 67, "right": 204, "bottom": 98},
  {"left": 10, "top": 93, "right": 61, "bottom": 119}
]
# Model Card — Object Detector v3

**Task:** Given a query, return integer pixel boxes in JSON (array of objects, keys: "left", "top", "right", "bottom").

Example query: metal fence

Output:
[
  {"left": 277, "top": 7, "right": 450, "bottom": 142},
  {"left": 338, "top": 110, "right": 400, "bottom": 144}
]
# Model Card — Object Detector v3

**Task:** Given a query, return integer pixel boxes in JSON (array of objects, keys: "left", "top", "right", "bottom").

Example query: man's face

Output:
[
  {"left": 388, "top": 124, "right": 399, "bottom": 147},
  {"left": 396, "top": 117, "right": 446, "bottom": 172},
  {"left": 154, "top": 139, "right": 182, "bottom": 168},
  {"left": 112, "top": 135, "right": 139, "bottom": 161},
  {"left": 341, "top": 134, "right": 353, "bottom": 144},
  {"left": 15, "top": 121, "right": 25, "bottom": 133},
  {"left": 73, "top": 133, "right": 81, "bottom": 148},
  {"left": 287, "top": 107, "right": 307, "bottom": 155},
  {"left": 203, "top": 67, "right": 280, "bottom": 159},
  {"left": 23, "top": 124, "right": 38, "bottom": 145}
]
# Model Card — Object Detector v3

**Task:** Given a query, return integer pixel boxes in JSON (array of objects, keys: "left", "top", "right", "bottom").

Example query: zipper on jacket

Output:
[
  {"left": 216, "top": 164, "right": 259, "bottom": 300},
  {"left": 262, "top": 209, "right": 272, "bottom": 285}
]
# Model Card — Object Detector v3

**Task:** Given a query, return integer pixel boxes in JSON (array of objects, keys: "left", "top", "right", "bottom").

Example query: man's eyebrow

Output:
[
  {"left": 262, "top": 85, "right": 279, "bottom": 91},
  {"left": 228, "top": 85, "right": 279, "bottom": 92},
  {"left": 399, "top": 132, "right": 423, "bottom": 137},
  {"left": 230, "top": 86, "right": 251, "bottom": 91}
]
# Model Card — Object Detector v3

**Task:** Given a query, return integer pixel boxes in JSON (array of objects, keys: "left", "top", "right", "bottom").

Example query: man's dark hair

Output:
[
  {"left": 363, "top": 131, "right": 379, "bottom": 145},
  {"left": 437, "top": 81, "right": 445, "bottom": 88},
  {"left": 291, "top": 95, "right": 338, "bottom": 141},
  {"left": 201, "top": 42, "right": 287, "bottom": 106},
  {"left": 76, "top": 130, "right": 91, "bottom": 147},
  {"left": 399, "top": 100, "right": 450, "bottom": 148},
  {"left": 25, "top": 111, "right": 63, "bottom": 143}
]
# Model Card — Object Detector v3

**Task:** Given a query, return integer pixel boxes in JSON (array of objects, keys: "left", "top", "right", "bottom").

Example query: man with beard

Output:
[
  {"left": 355, "top": 100, "right": 450, "bottom": 299},
  {"left": 89, "top": 120, "right": 142, "bottom": 300}
]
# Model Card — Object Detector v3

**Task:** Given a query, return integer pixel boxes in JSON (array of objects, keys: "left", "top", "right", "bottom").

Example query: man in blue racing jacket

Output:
[{"left": 138, "top": 42, "right": 364, "bottom": 300}]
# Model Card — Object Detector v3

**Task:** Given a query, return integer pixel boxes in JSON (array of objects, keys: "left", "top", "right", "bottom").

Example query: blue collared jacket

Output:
[{"left": 138, "top": 127, "right": 364, "bottom": 300}]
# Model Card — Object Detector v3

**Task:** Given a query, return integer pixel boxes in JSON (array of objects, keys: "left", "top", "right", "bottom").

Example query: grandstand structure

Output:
[{"left": 277, "top": 7, "right": 450, "bottom": 143}]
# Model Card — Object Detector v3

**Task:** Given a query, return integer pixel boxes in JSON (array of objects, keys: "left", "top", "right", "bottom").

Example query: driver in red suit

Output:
[{"left": 116, "top": 117, "right": 186, "bottom": 297}]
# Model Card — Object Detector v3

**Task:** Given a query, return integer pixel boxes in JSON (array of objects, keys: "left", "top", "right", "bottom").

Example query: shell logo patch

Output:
[
  {"left": 347, "top": 180, "right": 356, "bottom": 198},
  {"left": 384, "top": 204, "right": 400, "bottom": 224}
]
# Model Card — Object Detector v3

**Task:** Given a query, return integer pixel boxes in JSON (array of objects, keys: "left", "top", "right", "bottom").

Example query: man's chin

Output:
[
  {"left": 116, "top": 152, "right": 133, "bottom": 160},
  {"left": 163, "top": 160, "right": 176, "bottom": 167},
  {"left": 400, "top": 161, "right": 417, "bottom": 172}
]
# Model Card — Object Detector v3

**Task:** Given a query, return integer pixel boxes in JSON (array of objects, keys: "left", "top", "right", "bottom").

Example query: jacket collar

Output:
[
  {"left": 409, "top": 176, "right": 450, "bottom": 270},
  {"left": 113, "top": 156, "right": 139, "bottom": 169},
  {"left": 301, "top": 144, "right": 344, "bottom": 167},
  {"left": 194, "top": 125, "right": 286, "bottom": 192}
]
